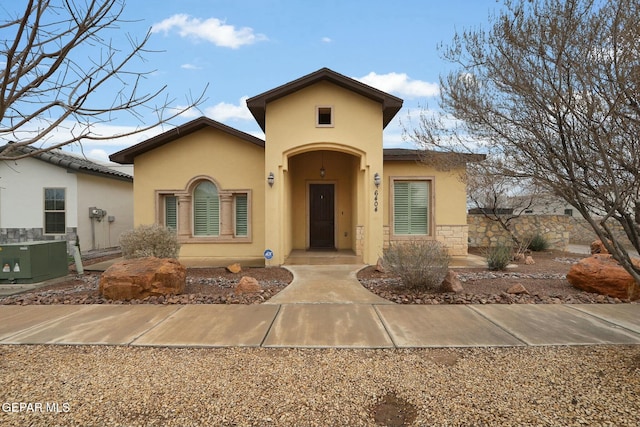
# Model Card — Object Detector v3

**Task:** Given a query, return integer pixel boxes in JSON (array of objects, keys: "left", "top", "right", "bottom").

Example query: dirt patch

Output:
[
  {"left": 371, "top": 392, "right": 417, "bottom": 427},
  {"left": 371, "top": 391, "right": 418, "bottom": 427}
]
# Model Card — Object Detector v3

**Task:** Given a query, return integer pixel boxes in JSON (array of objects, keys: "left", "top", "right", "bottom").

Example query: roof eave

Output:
[
  {"left": 109, "top": 117, "right": 265, "bottom": 164},
  {"left": 246, "top": 68, "right": 404, "bottom": 132}
]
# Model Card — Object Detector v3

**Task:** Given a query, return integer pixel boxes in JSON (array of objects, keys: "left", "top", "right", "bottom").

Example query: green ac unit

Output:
[{"left": 0, "top": 241, "right": 69, "bottom": 284}]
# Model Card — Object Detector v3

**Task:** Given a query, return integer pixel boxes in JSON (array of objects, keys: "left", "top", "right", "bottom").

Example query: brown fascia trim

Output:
[
  {"left": 246, "top": 67, "right": 404, "bottom": 132},
  {"left": 109, "top": 116, "right": 265, "bottom": 164},
  {"left": 383, "top": 148, "right": 486, "bottom": 163}
]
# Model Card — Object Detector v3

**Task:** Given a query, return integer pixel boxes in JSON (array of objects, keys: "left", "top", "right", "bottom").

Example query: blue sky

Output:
[{"left": 32, "top": 0, "right": 502, "bottom": 162}]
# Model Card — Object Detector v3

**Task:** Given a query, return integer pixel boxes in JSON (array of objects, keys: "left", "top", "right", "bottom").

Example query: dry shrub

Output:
[
  {"left": 383, "top": 240, "right": 451, "bottom": 291},
  {"left": 485, "top": 242, "right": 513, "bottom": 270},
  {"left": 119, "top": 224, "right": 180, "bottom": 259}
]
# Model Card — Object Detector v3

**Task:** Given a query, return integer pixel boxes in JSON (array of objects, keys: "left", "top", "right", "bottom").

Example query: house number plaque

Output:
[{"left": 374, "top": 190, "right": 379, "bottom": 212}]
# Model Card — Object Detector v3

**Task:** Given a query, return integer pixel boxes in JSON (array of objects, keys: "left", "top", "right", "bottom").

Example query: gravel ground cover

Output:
[{"left": 0, "top": 345, "right": 638, "bottom": 426}]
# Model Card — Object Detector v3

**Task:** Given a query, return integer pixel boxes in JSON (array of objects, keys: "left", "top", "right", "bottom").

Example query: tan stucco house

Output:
[{"left": 110, "top": 68, "right": 481, "bottom": 266}]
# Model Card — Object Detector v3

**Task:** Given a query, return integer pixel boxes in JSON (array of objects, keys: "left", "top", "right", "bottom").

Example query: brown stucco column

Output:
[{"left": 220, "top": 193, "right": 234, "bottom": 238}]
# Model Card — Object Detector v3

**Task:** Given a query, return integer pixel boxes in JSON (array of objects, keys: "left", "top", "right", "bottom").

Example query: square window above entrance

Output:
[{"left": 316, "top": 106, "right": 333, "bottom": 127}]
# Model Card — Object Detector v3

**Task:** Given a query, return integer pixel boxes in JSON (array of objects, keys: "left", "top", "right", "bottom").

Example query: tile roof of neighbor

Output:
[
  {"left": 109, "top": 116, "right": 265, "bottom": 164},
  {"left": 2, "top": 143, "right": 133, "bottom": 182},
  {"left": 246, "top": 67, "right": 404, "bottom": 131}
]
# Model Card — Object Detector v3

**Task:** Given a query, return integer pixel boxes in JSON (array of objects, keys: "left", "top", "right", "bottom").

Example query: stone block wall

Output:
[
  {"left": 435, "top": 225, "right": 468, "bottom": 256},
  {"left": 355, "top": 225, "right": 364, "bottom": 256},
  {"left": 467, "top": 214, "right": 636, "bottom": 250},
  {"left": 0, "top": 227, "right": 77, "bottom": 252},
  {"left": 467, "top": 214, "right": 571, "bottom": 250},
  {"left": 382, "top": 225, "right": 468, "bottom": 256}
]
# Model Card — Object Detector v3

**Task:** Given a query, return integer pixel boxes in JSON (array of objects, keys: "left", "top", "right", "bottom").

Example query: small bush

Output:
[
  {"left": 485, "top": 243, "right": 513, "bottom": 271},
  {"left": 527, "top": 233, "right": 549, "bottom": 252},
  {"left": 119, "top": 224, "right": 180, "bottom": 259},
  {"left": 383, "top": 240, "right": 451, "bottom": 291}
]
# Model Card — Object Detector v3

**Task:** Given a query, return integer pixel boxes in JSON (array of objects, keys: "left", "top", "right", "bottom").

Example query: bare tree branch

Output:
[
  {"left": 0, "top": 0, "right": 206, "bottom": 160},
  {"left": 406, "top": 0, "right": 640, "bottom": 283}
]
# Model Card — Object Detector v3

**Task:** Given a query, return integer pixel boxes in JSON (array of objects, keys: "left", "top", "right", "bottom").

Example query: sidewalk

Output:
[
  {"left": 1, "top": 259, "right": 639, "bottom": 348},
  {"left": 0, "top": 303, "right": 638, "bottom": 348}
]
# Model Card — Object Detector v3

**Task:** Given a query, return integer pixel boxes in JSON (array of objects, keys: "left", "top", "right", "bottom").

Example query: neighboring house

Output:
[
  {"left": 0, "top": 144, "right": 133, "bottom": 253},
  {"left": 506, "top": 193, "right": 576, "bottom": 216},
  {"left": 110, "top": 68, "right": 482, "bottom": 266}
]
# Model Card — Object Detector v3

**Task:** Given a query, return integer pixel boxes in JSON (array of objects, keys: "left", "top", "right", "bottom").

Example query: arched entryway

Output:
[{"left": 286, "top": 149, "right": 362, "bottom": 261}]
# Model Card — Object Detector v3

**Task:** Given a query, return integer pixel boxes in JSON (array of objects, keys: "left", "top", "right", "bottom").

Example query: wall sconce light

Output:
[
  {"left": 320, "top": 166, "right": 326, "bottom": 178},
  {"left": 374, "top": 172, "right": 381, "bottom": 188},
  {"left": 267, "top": 172, "right": 275, "bottom": 187}
]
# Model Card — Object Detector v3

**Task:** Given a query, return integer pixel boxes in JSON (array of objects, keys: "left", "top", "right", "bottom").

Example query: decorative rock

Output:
[
  {"left": 566, "top": 254, "right": 640, "bottom": 300},
  {"left": 441, "top": 270, "right": 464, "bottom": 293},
  {"left": 226, "top": 263, "right": 242, "bottom": 274},
  {"left": 234, "top": 276, "right": 261, "bottom": 294},
  {"left": 525, "top": 256, "right": 535, "bottom": 265},
  {"left": 99, "top": 257, "right": 186, "bottom": 301},
  {"left": 590, "top": 239, "right": 609, "bottom": 255},
  {"left": 375, "top": 257, "right": 385, "bottom": 273},
  {"left": 506, "top": 283, "right": 529, "bottom": 295}
]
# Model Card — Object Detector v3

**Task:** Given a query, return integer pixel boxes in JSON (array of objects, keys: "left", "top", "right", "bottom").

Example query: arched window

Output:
[{"left": 193, "top": 181, "right": 220, "bottom": 236}]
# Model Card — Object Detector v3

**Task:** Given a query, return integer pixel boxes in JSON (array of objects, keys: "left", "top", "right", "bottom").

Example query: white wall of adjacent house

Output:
[
  {"left": 76, "top": 173, "right": 133, "bottom": 251},
  {"left": 0, "top": 156, "right": 79, "bottom": 230}
]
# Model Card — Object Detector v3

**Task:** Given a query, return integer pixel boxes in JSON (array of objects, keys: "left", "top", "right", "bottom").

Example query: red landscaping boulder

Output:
[
  {"left": 99, "top": 257, "right": 186, "bottom": 301},
  {"left": 590, "top": 239, "right": 610, "bottom": 255},
  {"left": 234, "top": 276, "right": 262, "bottom": 294},
  {"left": 226, "top": 263, "right": 242, "bottom": 274},
  {"left": 506, "top": 283, "right": 529, "bottom": 295},
  {"left": 441, "top": 270, "right": 464, "bottom": 293},
  {"left": 566, "top": 254, "right": 640, "bottom": 300}
]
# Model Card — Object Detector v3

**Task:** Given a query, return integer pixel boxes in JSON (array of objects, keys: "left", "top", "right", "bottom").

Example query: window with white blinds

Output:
[
  {"left": 393, "top": 180, "right": 430, "bottom": 235},
  {"left": 193, "top": 181, "right": 220, "bottom": 236}
]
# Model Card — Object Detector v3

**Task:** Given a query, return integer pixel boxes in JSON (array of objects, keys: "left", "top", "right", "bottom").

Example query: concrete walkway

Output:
[
  {"left": 1, "top": 262, "right": 639, "bottom": 348},
  {"left": 265, "top": 265, "right": 391, "bottom": 304},
  {"left": 1, "top": 303, "right": 639, "bottom": 348}
]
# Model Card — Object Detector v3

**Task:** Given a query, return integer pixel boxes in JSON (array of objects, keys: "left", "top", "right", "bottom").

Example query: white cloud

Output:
[
  {"left": 356, "top": 72, "right": 440, "bottom": 98},
  {"left": 151, "top": 14, "right": 267, "bottom": 49},
  {"left": 181, "top": 63, "right": 202, "bottom": 70},
  {"left": 204, "top": 97, "right": 253, "bottom": 122},
  {"left": 87, "top": 148, "right": 109, "bottom": 162},
  {"left": 321, "top": 37, "right": 332, "bottom": 43}
]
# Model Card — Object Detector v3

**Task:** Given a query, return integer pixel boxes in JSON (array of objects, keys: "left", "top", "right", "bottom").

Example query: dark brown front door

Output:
[{"left": 309, "top": 184, "right": 335, "bottom": 249}]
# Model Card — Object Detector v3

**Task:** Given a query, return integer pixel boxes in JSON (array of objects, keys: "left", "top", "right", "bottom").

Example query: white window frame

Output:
[{"left": 43, "top": 187, "right": 66, "bottom": 235}]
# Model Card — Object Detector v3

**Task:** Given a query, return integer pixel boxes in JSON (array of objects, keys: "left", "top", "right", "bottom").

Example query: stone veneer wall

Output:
[
  {"left": 468, "top": 214, "right": 636, "bottom": 250},
  {"left": 0, "top": 227, "right": 77, "bottom": 252},
  {"left": 355, "top": 225, "right": 364, "bottom": 256},
  {"left": 382, "top": 225, "right": 468, "bottom": 256},
  {"left": 467, "top": 214, "right": 571, "bottom": 250}
]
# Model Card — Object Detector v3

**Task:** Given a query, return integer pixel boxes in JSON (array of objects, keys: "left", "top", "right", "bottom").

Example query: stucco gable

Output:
[
  {"left": 110, "top": 116, "right": 265, "bottom": 164},
  {"left": 246, "top": 68, "right": 403, "bottom": 131}
]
